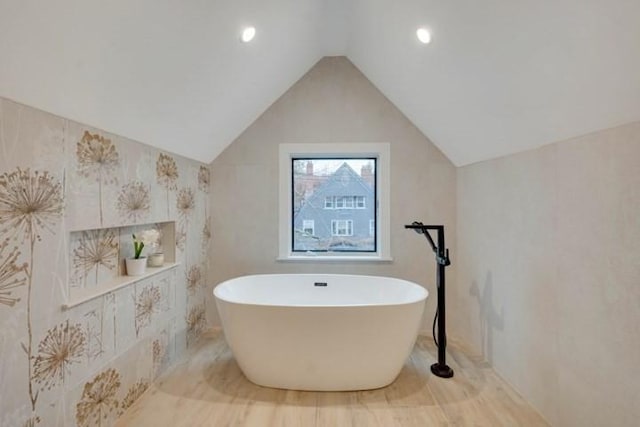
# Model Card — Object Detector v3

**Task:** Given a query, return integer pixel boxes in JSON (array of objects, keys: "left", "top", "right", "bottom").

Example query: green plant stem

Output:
[
  {"left": 132, "top": 234, "right": 144, "bottom": 259},
  {"left": 134, "top": 242, "right": 144, "bottom": 259}
]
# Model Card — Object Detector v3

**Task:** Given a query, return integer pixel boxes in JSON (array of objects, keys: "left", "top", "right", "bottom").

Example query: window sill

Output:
[{"left": 277, "top": 254, "right": 393, "bottom": 263}]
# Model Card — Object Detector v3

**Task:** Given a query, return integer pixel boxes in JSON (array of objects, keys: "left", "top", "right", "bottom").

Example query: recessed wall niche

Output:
[{"left": 64, "top": 221, "right": 177, "bottom": 309}]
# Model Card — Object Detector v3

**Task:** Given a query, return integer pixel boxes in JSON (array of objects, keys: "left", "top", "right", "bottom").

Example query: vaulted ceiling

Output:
[{"left": 1, "top": 0, "right": 639, "bottom": 166}]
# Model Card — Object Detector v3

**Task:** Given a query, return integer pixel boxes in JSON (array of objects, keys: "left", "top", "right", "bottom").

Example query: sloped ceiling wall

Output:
[
  {"left": 346, "top": 0, "right": 640, "bottom": 165},
  {"left": 0, "top": 0, "right": 325, "bottom": 162},
  {"left": 1, "top": 0, "right": 639, "bottom": 166}
]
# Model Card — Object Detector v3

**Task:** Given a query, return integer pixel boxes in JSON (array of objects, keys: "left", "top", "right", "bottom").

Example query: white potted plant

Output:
[{"left": 125, "top": 229, "right": 159, "bottom": 275}]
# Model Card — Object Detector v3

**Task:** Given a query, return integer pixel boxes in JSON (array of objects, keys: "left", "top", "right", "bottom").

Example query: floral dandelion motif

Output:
[
  {"left": 76, "top": 131, "right": 120, "bottom": 226},
  {"left": 176, "top": 187, "right": 195, "bottom": 221},
  {"left": 83, "top": 308, "right": 106, "bottom": 362},
  {"left": 156, "top": 153, "right": 178, "bottom": 218},
  {"left": 202, "top": 220, "right": 211, "bottom": 243},
  {"left": 0, "top": 167, "right": 63, "bottom": 411},
  {"left": 135, "top": 285, "right": 161, "bottom": 336},
  {"left": 33, "top": 320, "right": 86, "bottom": 390},
  {"left": 156, "top": 153, "right": 179, "bottom": 189},
  {"left": 77, "top": 131, "right": 120, "bottom": 180},
  {"left": 175, "top": 227, "right": 186, "bottom": 251},
  {"left": 198, "top": 165, "right": 210, "bottom": 193},
  {"left": 152, "top": 339, "right": 166, "bottom": 369},
  {"left": 73, "top": 229, "right": 118, "bottom": 285},
  {"left": 186, "top": 305, "right": 206, "bottom": 346},
  {"left": 152, "top": 339, "right": 161, "bottom": 362},
  {"left": 0, "top": 168, "right": 64, "bottom": 242},
  {"left": 120, "top": 380, "right": 149, "bottom": 413},
  {"left": 75, "top": 368, "right": 121, "bottom": 427},
  {"left": 22, "top": 416, "right": 41, "bottom": 427},
  {"left": 0, "top": 238, "right": 27, "bottom": 307},
  {"left": 201, "top": 218, "right": 212, "bottom": 255},
  {"left": 116, "top": 181, "right": 151, "bottom": 223},
  {"left": 186, "top": 265, "right": 202, "bottom": 294}
]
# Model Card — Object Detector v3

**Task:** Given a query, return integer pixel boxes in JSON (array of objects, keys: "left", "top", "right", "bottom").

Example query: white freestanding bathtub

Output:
[{"left": 213, "top": 274, "right": 428, "bottom": 391}]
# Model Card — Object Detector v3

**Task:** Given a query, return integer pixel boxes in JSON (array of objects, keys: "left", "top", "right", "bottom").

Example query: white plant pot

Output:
[
  {"left": 126, "top": 257, "right": 147, "bottom": 276},
  {"left": 148, "top": 252, "right": 165, "bottom": 267}
]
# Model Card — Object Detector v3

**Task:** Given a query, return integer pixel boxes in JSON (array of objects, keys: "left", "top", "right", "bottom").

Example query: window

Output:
[
  {"left": 344, "top": 196, "right": 354, "bottom": 209},
  {"left": 302, "top": 220, "right": 315, "bottom": 236},
  {"left": 324, "top": 197, "right": 333, "bottom": 209},
  {"left": 334, "top": 196, "right": 355, "bottom": 209},
  {"left": 291, "top": 159, "right": 373, "bottom": 251},
  {"left": 279, "top": 143, "right": 391, "bottom": 261},
  {"left": 331, "top": 219, "right": 353, "bottom": 236},
  {"left": 325, "top": 196, "right": 362, "bottom": 209}
]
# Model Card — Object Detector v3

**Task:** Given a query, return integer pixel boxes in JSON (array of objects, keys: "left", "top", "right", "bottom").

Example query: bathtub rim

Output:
[{"left": 213, "top": 273, "right": 429, "bottom": 309}]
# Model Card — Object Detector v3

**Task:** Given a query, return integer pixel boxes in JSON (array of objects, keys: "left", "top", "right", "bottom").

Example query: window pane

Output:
[
  {"left": 292, "top": 158, "right": 376, "bottom": 252},
  {"left": 302, "top": 220, "right": 314, "bottom": 235},
  {"left": 345, "top": 196, "right": 354, "bottom": 208},
  {"left": 330, "top": 219, "right": 354, "bottom": 236}
]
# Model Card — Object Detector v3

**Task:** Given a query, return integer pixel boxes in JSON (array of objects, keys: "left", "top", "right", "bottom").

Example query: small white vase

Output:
[
  {"left": 126, "top": 257, "right": 147, "bottom": 276},
  {"left": 148, "top": 252, "right": 165, "bottom": 267}
]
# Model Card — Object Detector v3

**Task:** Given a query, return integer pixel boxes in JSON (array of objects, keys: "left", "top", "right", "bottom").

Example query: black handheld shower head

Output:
[
  {"left": 405, "top": 221, "right": 437, "bottom": 252},
  {"left": 404, "top": 221, "right": 425, "bottom": 233}
]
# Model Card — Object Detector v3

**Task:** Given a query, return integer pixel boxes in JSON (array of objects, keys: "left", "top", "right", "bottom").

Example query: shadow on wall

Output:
[{"left": 470, "top": 272, "right": 504, "bottom": 364}]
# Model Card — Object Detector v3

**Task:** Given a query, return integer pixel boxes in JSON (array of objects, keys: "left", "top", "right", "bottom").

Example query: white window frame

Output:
[
  {"left": 278, "top": 143, "right": 391, "bottom": 262},
  {"left": 369, "top": 219, "right": 375, "bottom": 236},
  {"left": 344, "top": 196, "right": 354, "bottom": 209},
  {"left": 302, "top": 219, "right": 315, "bottom": 236},
  {"left": 324, "top": 197, "right": 334, "bottom": 209},
  {"left": 356, "top": 196, "right": 366, "bottom": 209},
  {"left": 331, "top": 219, "right": 353, "bottom": 236}
]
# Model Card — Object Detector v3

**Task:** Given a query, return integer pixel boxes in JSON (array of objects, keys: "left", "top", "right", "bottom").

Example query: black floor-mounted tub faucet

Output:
[{"left": 405, "top": 221, "right": 454, "bottom": 379}]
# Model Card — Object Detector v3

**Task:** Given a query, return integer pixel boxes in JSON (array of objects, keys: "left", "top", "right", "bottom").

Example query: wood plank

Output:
[{"left": 116, "top": 332, "right": 549, "bottom": 427}]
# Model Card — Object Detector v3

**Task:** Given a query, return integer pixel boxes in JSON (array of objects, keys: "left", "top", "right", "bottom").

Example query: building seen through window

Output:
[{"left": 292, "top": 158, "right": 376, "bottom": 252}]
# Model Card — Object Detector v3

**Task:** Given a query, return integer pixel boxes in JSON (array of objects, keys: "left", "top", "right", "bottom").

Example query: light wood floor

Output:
[{"left": 116, "top": 330, "right": 549, "bottom": 426}]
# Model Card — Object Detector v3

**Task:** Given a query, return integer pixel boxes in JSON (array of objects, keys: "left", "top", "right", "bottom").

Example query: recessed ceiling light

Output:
[
  {"left": 241, "top": 26, "right": 256, "bottom": 43},
  {"left": 416, "top": 27, "right": 431, "bottom": 44}
]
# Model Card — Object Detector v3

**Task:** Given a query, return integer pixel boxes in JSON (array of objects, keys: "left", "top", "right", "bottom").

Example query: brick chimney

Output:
[{"left": 360, "top": 163, "right": 374, "bottom": 187}]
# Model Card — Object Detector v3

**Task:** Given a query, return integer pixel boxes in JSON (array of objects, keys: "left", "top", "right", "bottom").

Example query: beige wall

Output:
[
  {"left": 208, "top": 54, "right": 640, "bottom": 425},
  {"left": 208, "top": 56, "right": 457, "bottom": 328},
  {"left": 456, "top": 122, "right": 640, "bottom": 426},
  {"left": 0, "top": 97, "right": 209, "bottom": 427}
]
